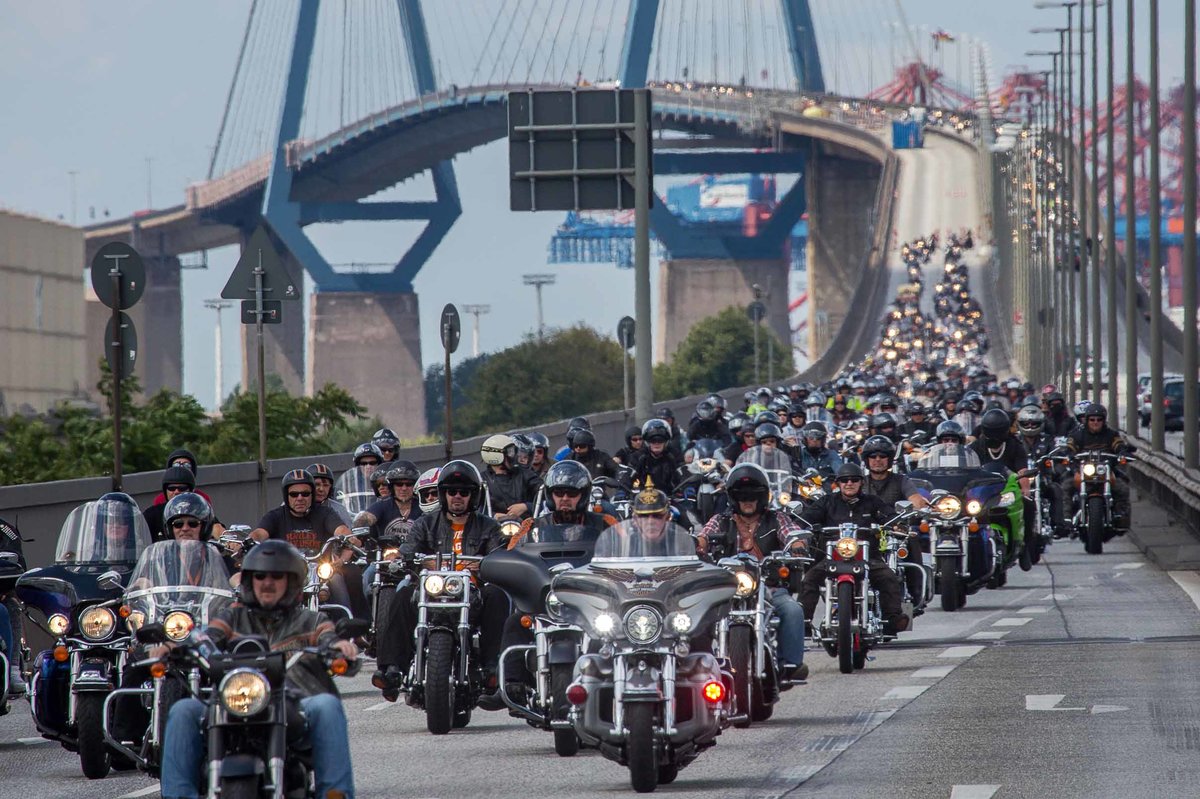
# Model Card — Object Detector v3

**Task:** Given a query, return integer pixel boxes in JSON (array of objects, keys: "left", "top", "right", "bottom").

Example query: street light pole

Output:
[
  {"left": 1182, "top": 0, "right": 1197, "bottom": 467},
  {"left": 1105, "top": 0, "right": 1119, "bottom": 419},
  {"left": 1148, "top": 0, "right": 1164, "bottom": 450},
  {"left": 203, "top": 299, "right": 232, "bottom": 409},
  {"left": 1124, "top": 0, "right": 1139, "bottom": 435},
  {"left": 522, "top": 273, "right": 556, "bottom": 340},
  {"left": 461, "top": 304, "right": 491, "bottom": 357},
  {"left": 1089, "top": 0, "right": 1102, "bottom": 399}
]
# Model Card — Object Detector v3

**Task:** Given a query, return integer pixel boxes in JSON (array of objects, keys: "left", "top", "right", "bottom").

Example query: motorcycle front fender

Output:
[
  {"left": 219, "top": 753, "right": 266, "bottom": 779},
  {"left": 548, "top": 639, "right": 579, "bottom": 665},
  {"left": 622, "top": 669, "right": 662, "bottom": 700},
  {"left": 73, "top": 657, "right": 117, "bottom": 691}
]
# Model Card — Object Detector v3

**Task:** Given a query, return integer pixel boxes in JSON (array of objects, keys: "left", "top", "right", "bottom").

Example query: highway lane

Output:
[{"left": 1, "top": 489, "right": 1195, "bottom": 799}]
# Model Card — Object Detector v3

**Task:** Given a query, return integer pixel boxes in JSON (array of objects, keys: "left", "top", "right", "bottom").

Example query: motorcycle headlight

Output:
[
  {"left": 126, "top": 610, "right": 145, "bottom": 633},
  {"left": 219, "top": 668, "right": 270, "bottom": 717},
  {"left": 965, "top": 499, "right": 984, "bottom": 515},
  {"left": 935, "top": 496, "right": 962, "bottom": 519},
  {"left": 592, "top": 612, "right": 616, "bottom": 636},
  {"left": 624, "top": 606, "right": 662, "bottom": 643},
  {"left": 316, "top": 561, "right": 334, "bottom": 581},
  {"left": 79, "top": 607, "right": 116, "bottom": 641},
  {"left": 499, "top": 519, "right": 522, "bottom": 538},
  {"left": 734, "top": 571, "right": 757, "bottom": 597},
  {"left": 997, "top": 491, "right": 1017, "bottom": 508},
  {"left": 163, "top": 611, "right": 195, "bottom": 642},
  {"left": 424, "top": 575, "right": 445, "bottom": 596},
  {"left": 1082, "top": 463, "right": 1097, "bottom": 477},
  {"left": 48, "top": 613, "right": 70, "bottom": 637},
  {"left": 835, "top": 537, "right": 860, "bottom": 559},
  {"left": 443, "top": 576, "right": 464, "bottom": 596},
  {"left": 1094, "top": 465, "right": 1108, "bottom": 476},
  {"left": 777, "top": 491, "right": 792, "bottom": 506},
  {"left": 545, "top": 591, "right": 565, "bottom": 620},
  {"left": 667, "top": 612, "right": 692, "bottom": 634}
]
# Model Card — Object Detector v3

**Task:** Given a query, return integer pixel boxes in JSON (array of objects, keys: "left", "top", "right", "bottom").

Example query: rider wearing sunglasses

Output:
[
  {"left": 250, "top": 469, "right": 352, "bottom": 552},
  {"left": 798, "top": 462, "right": 909, "bottom": 636}
]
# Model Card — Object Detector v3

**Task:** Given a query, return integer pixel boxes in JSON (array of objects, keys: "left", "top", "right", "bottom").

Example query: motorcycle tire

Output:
[
  {"left": 370, "top": 585, "right": 395, "bottom": 659},
  {"left": 657, "top": 763, "right": 680, "bottom": 785},
  {"left": 76, "top": 693, "right": 112, "bottom": 779},
  {"left": 1085, "top": 497, "right": 1105, "bottom": 555},
  {"left": 153, "top": 674, "right": 187, "bottom": 766},
  {"left": 1019, "top": 543, "right": 1033, "bottom": 572},
  {"left": 453, "top": 705, "right": 472, "bottom": 729},
  {"left": 750, "top": 655, "right": 775, "bottom": 722},
  {"left": 852, "top": 644, "right": 867, "bottom": 670},
  {"left": 939, "top": 563, "right": 961, "bottom": 612},
  {"left": 220, "top": 775, "right": 259, "bottom": 799},
  {"left": 1027, "top": 529, "right": 1043, "bottom": 566},
  {"left": 727, "top": 626, "right": 754, "bottom": 728},
  {"left": 625, "top": 702, "right": 658, "bottom": 793},
  {"left": 424, "top": 629, "right": 456, "bottom": 735},
  {"left": 836, "top": 581, "right": 855, "bottom": 675},
  {"left": 550, "top": 664, "right": 580, "bottom": 757}
]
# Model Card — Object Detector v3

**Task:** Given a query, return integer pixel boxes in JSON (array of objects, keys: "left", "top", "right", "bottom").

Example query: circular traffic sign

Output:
[
  {"left": 440, "top": 303, "right": 461, "bottom": 354},
  {"left": 617, "top": 316, "right": 636, "bottom": 351},
  {"left": 90, "top": 242, "right": 146, "bottom": 309},
  {"left": 746, "top": 301, "right": 767, "bottom": 323}
]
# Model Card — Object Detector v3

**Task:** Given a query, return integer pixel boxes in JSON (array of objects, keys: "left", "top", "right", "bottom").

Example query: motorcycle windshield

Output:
[
  {"left": 690, "top": 438, "right": 724, "bottom": 460},
  {"left": 525, "top": 523, "right": 595, "bottom": 545},
  {"left": 593, "top": 520, "right": 698, "bottom": 562},
  {"left": 54, "top": 499, "right": 152, "bottom": 565},
  {"left": 335, "top": 467, "right": 376, "bottom": 516},
  {"left": 918, "top": 443, "right": 982, "bottom": 471},
  {"left": 124, "top": 540, "right": 235, "bottom": 625}
]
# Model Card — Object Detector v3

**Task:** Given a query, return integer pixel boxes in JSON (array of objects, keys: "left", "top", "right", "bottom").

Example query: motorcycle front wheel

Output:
[
  {"left": 939, "top": 561, "right": 962, "bottom": 612},
  {"left": 1085, "top": 496, "right": 1105, "bottom": 555},
  {"left": 220, "top": 775, "right": 258, "bottom": 799},
  {"left": 727, "top": 625, "right": 754, "bottom": 728},
  {"left": 424, "top": 629, "right": 456, "bottom": 735},
  {"left": 626, "top": 702, "right": 658, "bottom": 793},
  {"left": 76, "top": 693, "right": 111, "bottom": 779},
  {"left": 550, "top": 664, "right": 579, "bottom": 756},
  {"left": 836, "top": 581, "right": 854, "bottom": 675}
]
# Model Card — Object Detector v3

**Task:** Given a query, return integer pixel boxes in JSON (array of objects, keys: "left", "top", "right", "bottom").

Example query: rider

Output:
[
  {"left": 613, "top": 425, "right": 644, "bottom": 465},
  {"left": 799, "top": 463, "right": 909, "bottom": 635},
  {"left": 1043, "top": 391, "right": 1076, "bottom": 437},
  {"left": 1017, "top": 405, "right": 1069, "bottom": 537},
  {"left": 629, "top": 419, "right": 684, "bottom": 494},
  {"left": 688, "top": 399, "right": 732, "bottom": 446},
  {"left": 372, "top": 427, "right": 401, "bottom": 462},
  {"left": 159, "top": 540, "right": 357, "bottom": 799},
  {"left": 735, "top": 422, "right": 794, "bottom": 476},
  {"left": 861, "top": 436, "right": 929, "bottom": 608},
  {"left": 566, "top": 429, "right": 619, "bottom": 480},
  {"left": 144, "top": 464, "right": 199, "bottom": 542},
  {"left": 1062, "top": 403, "right": 1132, "bottom": 533},
  {"left": 357, "top": 460, "right": 423, "bottom": 540},
  {"left": 480, "top": 434, "right": 542, "bottom": 518},
  {"left": 308, "top": 462, "right": 354, "bottom": 526},
  {"left": 798, "top": 421, "right": 843, "bottom": 475},
  {"left": 696, "top": 464, "right": 809, "bottom": 681},
  {"left": 900, "top": 402, "right": 937, "bottom": 439}
]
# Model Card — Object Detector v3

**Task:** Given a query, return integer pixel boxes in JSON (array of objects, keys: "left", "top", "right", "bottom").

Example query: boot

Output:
[{"left": 8, "top": 664, "right": 25, "bottom": 697}]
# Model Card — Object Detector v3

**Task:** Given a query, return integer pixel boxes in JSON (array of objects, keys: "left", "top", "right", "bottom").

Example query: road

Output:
[{"left": 1, "top": 488, "right": 1196, "bottom": 799}]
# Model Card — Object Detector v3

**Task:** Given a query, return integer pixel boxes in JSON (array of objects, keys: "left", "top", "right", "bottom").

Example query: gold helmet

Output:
[{"left": 632, "top": 487, "right": 669, "bottom": 517}]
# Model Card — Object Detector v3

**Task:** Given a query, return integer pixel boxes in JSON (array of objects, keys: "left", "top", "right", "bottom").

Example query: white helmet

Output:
[
  {"left": 481, "top": 434, "right": 516, "bottom": 466},
  {"left": 416, "top": 468, "right": 441, "bottom": 514}
]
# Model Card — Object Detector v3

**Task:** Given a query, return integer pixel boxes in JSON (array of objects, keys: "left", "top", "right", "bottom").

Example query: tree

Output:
[
  {"left": 456, "top": 326, "right": 625, "bottom": 435},
  {"left": 203, "top": 383, "right": 367, "bottom": 463},
  {"left": 654, "top": 307, "right": 793, "bottom": 398},
  {"left": 424, "top": 352, "right": 492, "bottom": 434}
]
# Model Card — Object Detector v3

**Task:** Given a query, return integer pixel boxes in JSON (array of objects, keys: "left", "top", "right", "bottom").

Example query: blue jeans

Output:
[
  {"left": 0, "top": 602, "right": 12, "bottom": 662},
  {"left": 161, "top": 693, "right": 355, "bottom": 799},
  {"left": 769, "top": 587, "right": 805, "bottom": 666}
]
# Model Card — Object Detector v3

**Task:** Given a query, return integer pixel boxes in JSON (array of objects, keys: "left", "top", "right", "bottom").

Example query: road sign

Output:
[
  {"left": 617, "top": 315, "right": 636, "bottom": 350},
  {"left": 747, "top": 301, "right": 767, "bottom": 323},
  {"left": 104, "top": 311, "right": 137, "bottom": 375},
  {"left": 221, "top": 225, "right": 300, "bottom": 302},
  {"left": 508, "top": 89, "right": 653, "bottom": 212},
  {"left": 440, "top": 303, "right": 461, "bottom": 354},
  {"left": 90, "top": 242, "right": 145, "bottom": 309},
  {"left": 240, "top": 300, "right": 282, "bottom": 325}
]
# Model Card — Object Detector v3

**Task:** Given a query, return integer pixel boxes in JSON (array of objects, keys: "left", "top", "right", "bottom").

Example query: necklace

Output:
[{"left": 988, "top": 442, "right": 1005, "bottom": 459}]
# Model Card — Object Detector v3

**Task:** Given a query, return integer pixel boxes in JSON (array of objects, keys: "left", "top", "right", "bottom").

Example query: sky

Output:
[{"left": 0, "top": 0, "right": 1189, "bottom": 411}]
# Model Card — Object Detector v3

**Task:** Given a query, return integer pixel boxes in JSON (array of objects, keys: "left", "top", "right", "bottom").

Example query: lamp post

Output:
[
  {"left": 522, "top": 273, "right": 556, "bottom": 340},
  {"left": 203, "top": 299, "right": 232, "bottom": 409},
  {"left": 1183, "top": 0, "right": 1198, "bottom": 467},
  {"left": 1124, "top": 0, "right": 1138, "bottom": 435},
  {"left": 1089, "top": 0, "right": 1103, "bottom": 400},
  {"left": 1104, "top": 0, "right": 1119, "bottom": 419},
  {"left": 461, "top": 304, "right": 491, "bottom": 357},
  {"left": 1028, "top": 49, "right": 1065, "bottom": 384},
  {"left": 1148, "top": 0, "right": 1164, "bottom": 450}
]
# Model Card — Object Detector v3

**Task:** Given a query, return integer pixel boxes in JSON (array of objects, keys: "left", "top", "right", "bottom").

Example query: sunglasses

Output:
[
  {"left": 379, "top": 447, "right": 397, "bottom": 454},
  {"left": 392, "top": 481, "right": 415, "bottom": 488},
  {"left": 171, "top": 519, "right": 202, "bottom": 529},
  {"left": 288, "top": 490, "right": 313, "bottom": 498},
  {"left": 252, "top": 572, "right": 287, "bottom": 581},
  {"left": 165, "top": 485, "right": 191, "bottom": 492},
  {"left": 1086, "top": 416, "right": 1104, "bottom": 422},
  {"left": 444, "top": 487, "right": 472, "bottom": 497},
  {"left": 551, "top": 488, "right": 583, "bottom": 498},
  {"left": 418, "top": 488, "right": 438, "bottom": 498},
  {"left": 629, "top": 436, "right": 643, "bottom": 442},
  {"left": 866, "top": 453, "right": 889, "bottom": 459},
  {"left": 836, "top": 477, "right": 863, "bottom": 484},
  {"left": 360, "top": 460, "right": 380, "bottom": 467}
]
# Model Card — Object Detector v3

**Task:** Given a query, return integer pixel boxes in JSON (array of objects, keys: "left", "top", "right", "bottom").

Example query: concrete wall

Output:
[
  {"left": 656, "top": 257, "right": 791, "bottom": 363},
  {"left": 0, "top": 211, "right": 86, "bottom": 413}
]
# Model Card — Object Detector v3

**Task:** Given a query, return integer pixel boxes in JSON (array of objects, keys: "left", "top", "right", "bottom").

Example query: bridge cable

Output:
[
  {"left": 543, "top": 0, "right": 572, "bottom": 84},
  {"left": 501, "top": 0, "right": 536, "bottom": 85},
  {"left": 554, "top": 0, "right": 585, "bottom": 84},
  {"left": 209, "top": 0, "right": 259, "bottom": 179},
  {"left": 477, "top": 0, "right": 513, "bottom": 86}
]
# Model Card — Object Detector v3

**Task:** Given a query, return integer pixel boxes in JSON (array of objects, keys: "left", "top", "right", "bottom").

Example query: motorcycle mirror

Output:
[
  {"left": 1018, "top": 468, "right": 1039, "bottom": 479},
  {"left": 136, "top": 622, "right": 168, "bottom": 645},
  {"left": 351, "top": 526, "right": 370, "bottom": 538},
  {"left": 225, "top": 524, "right": 252, "bottom": 536},
  {"left": 0, "top": 552, "right": 18, "bottom": 563},
  {"left": 97, "top": 570, "right": 124, "bottom": 592},
  {"left": 894, "top": 500, "right": 914, "bottom": 513},
  {"left": 548, "top": 562, "right": 574, "bottom": 575},
  {"left": 335, "top": 618, "right": 370, "bottom": 640}
]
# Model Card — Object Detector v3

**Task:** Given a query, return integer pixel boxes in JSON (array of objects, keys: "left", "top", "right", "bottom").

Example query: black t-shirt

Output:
[
  {"left": 364, "top": 497, "right": 423, "bottom": 542},
  {"left": 255, "top": 504, "right": 343, "bottom": 553},
  {"left": 970, "top": 436, "right": 1028, "bottom": 474}
]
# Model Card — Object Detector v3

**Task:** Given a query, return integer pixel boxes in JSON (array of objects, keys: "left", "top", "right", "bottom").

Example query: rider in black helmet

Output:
[
  {"left": 613, "top": 425, "right": 644, "bottom": 466},
  {"left": 566, "top": 429, "right": 619, "bottom": 480}
]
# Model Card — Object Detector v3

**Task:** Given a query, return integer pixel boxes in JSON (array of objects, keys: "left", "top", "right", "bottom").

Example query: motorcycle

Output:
[
  {"left": 16, "top": 499, "right": 151, "bottom": 778},
  {"left": 555, "top": 520, "right": 736, "bottom": 793},
  {"left": 133, "top": 616, "right": 366, "bottom": 799},
  {"left": 1064, "top": 451, "right": 1132, "bottom": 554},
  {"left": 879, "top": 521, "right": 932, "bottom": 618},
  {"left": 102, "top": 539, "right": 235, "bottom": 775},
  {"left": 481, "top": 522, "right": 599, "bottom": 756},
  {"left": 675, "top": 439, "right": 730, "bottom": 525}
]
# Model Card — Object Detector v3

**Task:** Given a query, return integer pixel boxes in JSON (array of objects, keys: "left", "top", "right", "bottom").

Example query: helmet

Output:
[
  {"left": 725, "top": 463, "right": 770, "bottom": 515},
  {"left": 768, "top": 398, "right": 790, "bottom": 414},
  {"left": 353, "top": 443, "right": 384, "bottom": 466},
  {"left": 756, "top": 387, "right": 772, "bottom": 399},
  {"left": 565, "top": 426, "right": 586, "bottom": 446},
  {"left": 907, "top": 402, "right": 927, "bottom": 416},
  {"left": 1046, "top": 391, "right": 1065, "bottom": 407},
  {"left": 961, "top": 391, "right": 984, "bottom": 412},
  {"left": 164, "top": 448, "right": 198, "bottom": 474},
  {"left": 543, "top": 460, "right": 592, "bottom": 513},
  {"left": 789, "top": 402, "right": 806, "bottom": 418},
  {"left": 935, "top": 420, "right": 966, "bottom": 444},
  {"left": 870, "top": 412, "right": 897, "bottom": 432},
  {"left": 801, "top": 421, "right": 828, "bottom": 441},
  {"left": 528, "top": 432, "right": 550, "bottom": 452},
  {"left": 239, "top": 539, "right": 307, "bottom": 607},
  {"left": 161, "top": 464, "right": 196, "bottom": 491},
  {"left": 753, "top": 410, "right": 780, "bottom": 426},
  {"left": 568, "top": 416, "right": 592, "bottom": 431},
  {"left": 281, "top": 469, "right": 315, "bottom": 498},
  {"left": 511, "top": 433, "right": 534, "bottom": 459},
  {"left": 1016, "top": 406, "right": 1045, "bottom": 435},
  {"left": 416, "top": 468, "right": 441, "bottom": 514},
  {"left": 370, "top": 468, "right": 389, "bottom": 494},
  {"left": 163, "top": 492, "right": 213, "bottom": 534},
  {"left": 695, "top": 400, "right": 717, "bottom": 421},
  {"left": 631, "top": 487, "right": 670, "bottom": 516},
  {"left": 572, "top": 429, "right": 596, "bottom": 449},
  {"left": 980, "top": 408, "right": 1012, "bottom": 442},
  {"left": 306, "top": 463, "right": 333, "bottom": 484},
  {"left": 481, "top": 434, "right": 517, "bottom": 466},
  {"left": 1084, "top": 402, "right": 1107, "bottom": 420},
  {"left": 835, "top": 462, "right": 865, "bottom": 480},
  {"left": 371, "top": 427, "right": 400, "bottom": 451},
  {"left": 861, "top": 435, "right": 896, "bottom": 462},
  {"left": 707, "top": 393, "right": 726, "bottom": 410},
  {"left": 754, "top": 422, "right": 783, "bottom": 443},
  {"left": 1020, "top": 394, "right": 1041, "bottom": 408},
  {"left": 386, "top": 460, "right": 420, "bottom": 484},
  {"left": 657, "top": 407, "right": 675, "bottom": 422},
  {"left": 805, "top": 391, "right": 827, "bottom": 407},
  {"left": 438, "top": 460, "right": 483, "bottom": 512},
  {"left": 1073, "top": 400, "right": 1092, "bottom": 419},
  {"left": 641, "top": 419, "right": 672, "bottom": 443},
  {"left": 743, "top": 390, "right": 756, "bottom": 404}
]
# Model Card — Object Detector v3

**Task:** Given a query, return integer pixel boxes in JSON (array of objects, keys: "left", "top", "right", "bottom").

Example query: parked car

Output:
[
  {"left": 1162, "top": 379, "right": 1198, "bottom": 432},
  {"left": 1139, "top": 372, "right": 1185, "bottom": 427}
]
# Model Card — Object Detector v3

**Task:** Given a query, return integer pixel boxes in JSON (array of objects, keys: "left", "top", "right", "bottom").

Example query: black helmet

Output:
[
  {"left": 935, "top": 420, "right": 966, "bottom": 444},
  {"left": 631, "top": 487, "right": 669, "bottom": 516},
  {"left": 370, "top": 467, "right": 390, "bottom": 494},
  {"left": 641, "top": 418, "right": 672, "bottom": 443},
  {"left": 725, "top": 463, "right": 770, "bottom": 515},
  {"left": 568, "top": 416, "right": 591, "bottom": 431},
  {"left": 861, "top": 435, "right": 896, "bottom": 462},
  {"left": 438, "top": 460, "right": 483, "bottom": 512},
  {"left": 624, "top": 425, "right": 642, "bottom": 446},
  {"left": 835, "top": 462, "right": 865, "bottom": 480},
  {"left": 753, "top": 410, "right": 780, "bottom": 426},
  {"left": 870, "top": 412, "right": 897, "bottom": 432},
  {"left": 164, "top": 448, "right": 198, "bottom": 474},
  {"left": 281, "top": 469, "right": 315, "bottom": 498},
  {"left": 980, "top": 408, "right": 1012, "bottom": 442},
  {"left": 528, "top": 432, "right": 550, "bottom": 452},
  {"left": 572, "top": 429, "right": 596, "bottom": 449},
  {"left": 306, "top": 463, "right": 333, "bottom": 483},
  {"left": 789, "top": 402, "right": 806, "bottom": 418},
  {"left": 695, "top": 400, "right": 717, "bottom": 421},
  {"left": 386, "top": 460, "right": 420, "bottom": 484},
  {"left": 163, "top": 492, "right": 213, "bottom": 535},
  {"left": 801, "top": 421, "right": 828, "bottom": 441},
  {"left": 353, "top": 443, "right": 384, "bottom": 466},
  {"left": 907, "top": 402, "right": 927, "bottom": 416},
  {"left": 371, "top": 427, "right": 400, "bottom": 451},
  {"left": 754, "top": 422, "right": 783, "bottom": 443},
  {"left": 511, "top": 433, "right": 534, "bottom": 458},
  {"left": 707, "top": 393, "right": 726, "bottom": 411},
  {"left": 239, "top": 539, "right": 307, "bottom": 607},
  {"left": 1046, "top": 391, "right": 1065, "bottom": 407},
  {"left": 544, "top": 460, "right": 591, "bottom": 513},
  {"left": 1084, "top": 402, "right": 1107, "bottom": 420},
  {"left": 161, "top": 464, "right": 196, "bottom": 491},
  {"left": 728, "top": 412, "right": 750, "bottom": 436},
  {"left": 657, "top": 407, "right": 675, "bottom": 421}
]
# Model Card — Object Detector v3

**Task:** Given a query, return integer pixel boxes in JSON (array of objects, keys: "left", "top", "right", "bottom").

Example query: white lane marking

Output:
[
  {"left": 912, "top": 664, "right": 957, "bottom": 679},
  {"left": 939, "top": 645, "right": 985, "bottom": 658},
  {"left": 1026, "top": 694, "right": 1085, "bottom": 711},
  {"left": 968, "top": 631, "right": 1009, "bottom": 640},
  {"left": 993, "top": 617, "right": 1032, "bottom": 627},
  {"left": 16, "top": 737, "right": 51, "bottom": 745},
  {"left": 1091, "top": 704, "right": 1130, "bottom": 714},
  {"left": 1041, "top": 593, "right": 1072, "bottom": 601},
  {"left": 115, "top": 786, "right": 162, "bottom": 799},
  {"left": 882, "top": 685, "right": 929, "bottom": 700},
  {"left": 1114, "top": 562, "right": 1144, "bottom": 570},
  {"left": 1168, "top": 571, "right": 1200, "bottom": 613},
  {"left": 364, "top": 700, "right": 397, "bottom": 712},
  {"left": 950, "top": 786, "right": 1001, "bottom": 799},
  {"left": 1018, "top": 606, "right": 1049, "bottom": 614}
]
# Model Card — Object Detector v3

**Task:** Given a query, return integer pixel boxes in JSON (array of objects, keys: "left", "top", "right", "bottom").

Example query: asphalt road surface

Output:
[{"left": 1, "top": 487, "right": 1196, "bottom": 799}]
